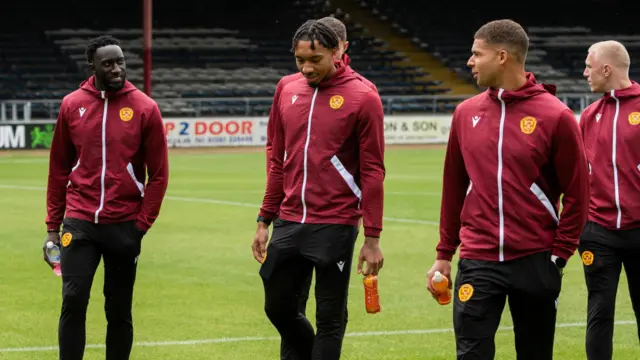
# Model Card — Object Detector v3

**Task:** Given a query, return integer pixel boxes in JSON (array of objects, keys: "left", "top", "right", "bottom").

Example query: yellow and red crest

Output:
[
  {"left": 520, "top": 116, "right": 537, "bottom": 135},
  {"left": 119, "top": 107, "right": 134, "bottom": 122}
]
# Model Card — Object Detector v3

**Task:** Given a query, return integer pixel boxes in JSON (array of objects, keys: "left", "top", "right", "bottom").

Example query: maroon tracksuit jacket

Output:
[
  {"left": 580, "top": 82, "right": 640, "bottom": 230},
  {"left": 259, "top": 61, "right": 385, "bottom": 238},
  {"left": 46, "top": 77, "right": 169, "bottom": 233},
  {"left": 265, "top": 54, "right": 378, "bottom": 171},
  {"left": 437, "top": 73, "right": 590, "bottom": 262}
]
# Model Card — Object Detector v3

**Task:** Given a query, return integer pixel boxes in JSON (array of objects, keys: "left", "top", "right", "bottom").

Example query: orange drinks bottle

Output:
[
  {"left": 363, "top": 275, "right": 381, "bottom": 314},
  {"left": 431, "top": 271, "right": 452, "bottom": 305}
]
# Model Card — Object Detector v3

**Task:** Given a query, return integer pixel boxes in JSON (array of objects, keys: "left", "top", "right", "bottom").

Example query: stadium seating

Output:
[
  {"left": 531, "top": 26, "right": 640, "bottom": 80},
  {"left": 2, "top": 0, "right": 635, "bottom": 119},
  {"left": 1, "top": 0, "right": 457, "bottom": 119},
  {"left": 356, "top": 1, "right": 570, "bottom": 84},
  {"left": 353, "top": 0, "right": 639, "bottom": 112},
  {"left": 43, "top": 23, "right": 439, "bottom": 117}
]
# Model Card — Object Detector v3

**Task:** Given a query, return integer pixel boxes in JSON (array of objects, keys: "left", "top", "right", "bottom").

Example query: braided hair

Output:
[
  {"left": 291, "top": 19, "right": 340, "bottom": 52},
  {"left": 317, "top": 17, "right": 347, "bottom": 42}
]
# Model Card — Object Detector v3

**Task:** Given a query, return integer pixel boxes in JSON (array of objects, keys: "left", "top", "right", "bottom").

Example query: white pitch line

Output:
[
  {"left": 165, "top": 195, "right": 259, "bottom": 208},
  {"left": 0, "top": 320, "right": 635, "bottom": 353},
  {"left": 0, "top": 184, "right": 439, "bottom": 226},
  {"left": 147, "top": 190, "right": 440, "bottom": 197},
  {"left": 386, "top": 191, "right": 441, "bottom": 196},
  {"left": 384, "top": 216, "right": 438, "bottom": 226},
  {"left": 0, "top": 184, "right": 45, "bottom": 191}
]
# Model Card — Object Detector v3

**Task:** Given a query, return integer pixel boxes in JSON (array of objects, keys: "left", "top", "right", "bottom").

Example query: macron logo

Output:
[
  {"left": 79, "top": 107, "right": 86, "bottom": 117},
  {"left": 472, "top": 116, "right": 481, "bottom": 127},
  {"left": 292, "top": 95, "right": 298, "bottom": 104},
  {"left": 337, "top": 261, "right": 345, "bottom": 272},
  {"left": 596, "top": 113, "right": 601, "bottom": 122}
]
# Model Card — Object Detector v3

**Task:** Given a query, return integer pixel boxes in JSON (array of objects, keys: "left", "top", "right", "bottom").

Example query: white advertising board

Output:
[
  {"left": 163, "top": 117, "right": 268, "bottom": 147},
  {"left": 13, "top": 113, "right": 583, "bottom": 149},
  {"left": 162, "top": 115, "right": 452, "bottom": 147}
]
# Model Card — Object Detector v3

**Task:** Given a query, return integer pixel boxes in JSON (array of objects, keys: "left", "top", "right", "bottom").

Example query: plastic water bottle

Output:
[
  {"left": 431, "top": 271, "right": 452, "bottom": 305},
  {"left": 363, "top": 275, "right": 381, "bottom": 314},
  {"left": 46, "top": 241, "right": 62, "bottom": 276}
]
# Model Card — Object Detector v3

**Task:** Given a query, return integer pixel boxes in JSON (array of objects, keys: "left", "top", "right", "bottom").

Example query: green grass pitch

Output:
[{"left": 0, "top": 146, "right": 637, "bottom": 359}]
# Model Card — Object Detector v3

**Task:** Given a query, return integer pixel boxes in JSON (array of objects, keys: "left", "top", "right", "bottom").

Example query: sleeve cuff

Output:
[
  {"left": 136, "top": 220, "right": 150, "bottom": 233},
  {"left": 552, "top": 246, "right": 575, "bottom": 261},
  {"left": 364, "top": 227, "right": 381, "bottom": 238},
  {"left": 259, "top": 209, "right": 278, "bottom": 220},
  {"left": 46, "top": 222, "right": 61, "bottom": 232},
  {"left": 436, "top": 250, "right": 454, "bottom": 261}
]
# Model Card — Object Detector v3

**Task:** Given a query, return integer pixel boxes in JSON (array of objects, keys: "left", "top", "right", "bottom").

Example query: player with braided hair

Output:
[
  {"left": 264, "top": 16, "right": 378, "bottom": 360},
  {"left": 252, "top": 19, "right": 385, "bottom": 360}
]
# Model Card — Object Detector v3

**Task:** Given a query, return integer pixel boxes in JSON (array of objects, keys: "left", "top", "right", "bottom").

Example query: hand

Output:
[
  {"left": 357, "top": 237, "right": 384, "bottom": 275},
  {"left": 426, "top": 260, "right": 452, "bottom": 299},
  {"left": 252, "top": 222, "right": 269, "bottom": 263},
  {"left": 42, "top": 232, "right": 61, "bottom": 269}
]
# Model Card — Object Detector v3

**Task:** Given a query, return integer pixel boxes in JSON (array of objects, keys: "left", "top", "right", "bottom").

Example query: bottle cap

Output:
[
  {"left": 46, "top": 241, "right": 54, "bottom": 249},
  {"left": 433, "top": 271, "right": 442, "bottom": 282}
]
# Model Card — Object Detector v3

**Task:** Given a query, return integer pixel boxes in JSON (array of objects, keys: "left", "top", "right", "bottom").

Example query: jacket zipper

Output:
[
  {"left": 610, "top": 90, "right": 622, "bottom": 228},
  {"left": 497, "top": 89, "right": 506, "bottom": 262},
  {"left": 94, "top": 93, "right": 108, "bottom": 223},
  {"left": 300, "top": 88, "right": 319, "bottom": 223}
]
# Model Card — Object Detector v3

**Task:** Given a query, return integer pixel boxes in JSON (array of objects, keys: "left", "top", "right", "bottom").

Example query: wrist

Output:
[
  {"left": 257, "top": 215, "right": 272, "bottom": 226},
  {"left": 364, "top": 236, "right": 379, "bottom": 245}
]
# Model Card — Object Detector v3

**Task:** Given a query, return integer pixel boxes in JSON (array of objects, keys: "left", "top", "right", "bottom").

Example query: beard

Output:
[
  {"left": 104, "top": 78, "right": 126, "bottom": 91},
  {"left": 99, "top": 72, "right": 127, "bottom": 92}
]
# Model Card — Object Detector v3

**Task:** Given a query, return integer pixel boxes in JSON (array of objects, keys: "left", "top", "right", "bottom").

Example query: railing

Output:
[{"left": 0, "top": 93, "right": 602, "bottom": 121}]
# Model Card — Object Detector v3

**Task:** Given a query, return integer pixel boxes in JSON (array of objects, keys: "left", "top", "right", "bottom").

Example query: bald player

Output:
[{"left": 580, "top": 40, "right": 640, "bottom": 359}]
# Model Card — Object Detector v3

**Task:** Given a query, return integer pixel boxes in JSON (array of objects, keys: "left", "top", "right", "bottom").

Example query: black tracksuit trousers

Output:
[
  {"left": 579, "top": 220, "right": 640, "bottom": 360},
  {"left": 259, "top": 218, "right": 358, "bottom": 360},
  {"left": 453, "top": 251, "right": 563, "bottom": 360},
  {"left": 58, "top": 217, "right": 143, "bottom": 360}
]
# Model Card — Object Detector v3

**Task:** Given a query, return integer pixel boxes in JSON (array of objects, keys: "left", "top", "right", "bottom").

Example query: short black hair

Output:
[
  {"left": 291, "top": 19, "right": 340, "bottom": 52},
  {"left": 85, "top": 35, "right": 121, "bottom": 64},
  {"left": 474, "top": 20, "right": 529, "bottom": 63}
]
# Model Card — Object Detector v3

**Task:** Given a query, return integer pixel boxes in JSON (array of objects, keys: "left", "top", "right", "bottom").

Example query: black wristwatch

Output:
[{"left": 257, "top": 216, "right": 272, "bottom": 226}]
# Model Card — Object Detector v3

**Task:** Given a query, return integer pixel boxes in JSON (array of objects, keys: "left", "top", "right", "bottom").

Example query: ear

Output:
[
  {"left": 343, "top": 41, "right": 349, "bottom": 52},
  {"left": 603, "top": 64, "right": 612, "bottom": 77},
  {"left": 498, "top": 49, "right": 508, "bottom": 65}
]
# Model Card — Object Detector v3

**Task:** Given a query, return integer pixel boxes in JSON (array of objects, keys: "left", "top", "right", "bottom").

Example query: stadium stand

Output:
[
  {"left": 347, "top": 0, "right": 640, "bottom": 111},
  {"left": 1, "top": 0, "right": 637, "bottom": 120},
  {"left": 1, "top": 0, "right": 462, "bottom": 119}
]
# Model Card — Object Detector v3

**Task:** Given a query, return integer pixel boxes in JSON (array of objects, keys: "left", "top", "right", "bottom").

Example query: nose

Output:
[
  {"left": 111, "top": 64, "right": 122, "bottom": 75},
  {"left": 302, "top": 62, "right": 315, "bottom": 75},
  {"left": 583, "top": 68, "right": 589, "bottom": 78},
  {"left": 467, "top": 57, "right": 474, "bottom": 68}
]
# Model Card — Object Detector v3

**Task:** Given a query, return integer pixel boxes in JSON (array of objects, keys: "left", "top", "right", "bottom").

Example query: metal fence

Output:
[{"left": 0, "top": 93, "right": 602, "bottom": 121}]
